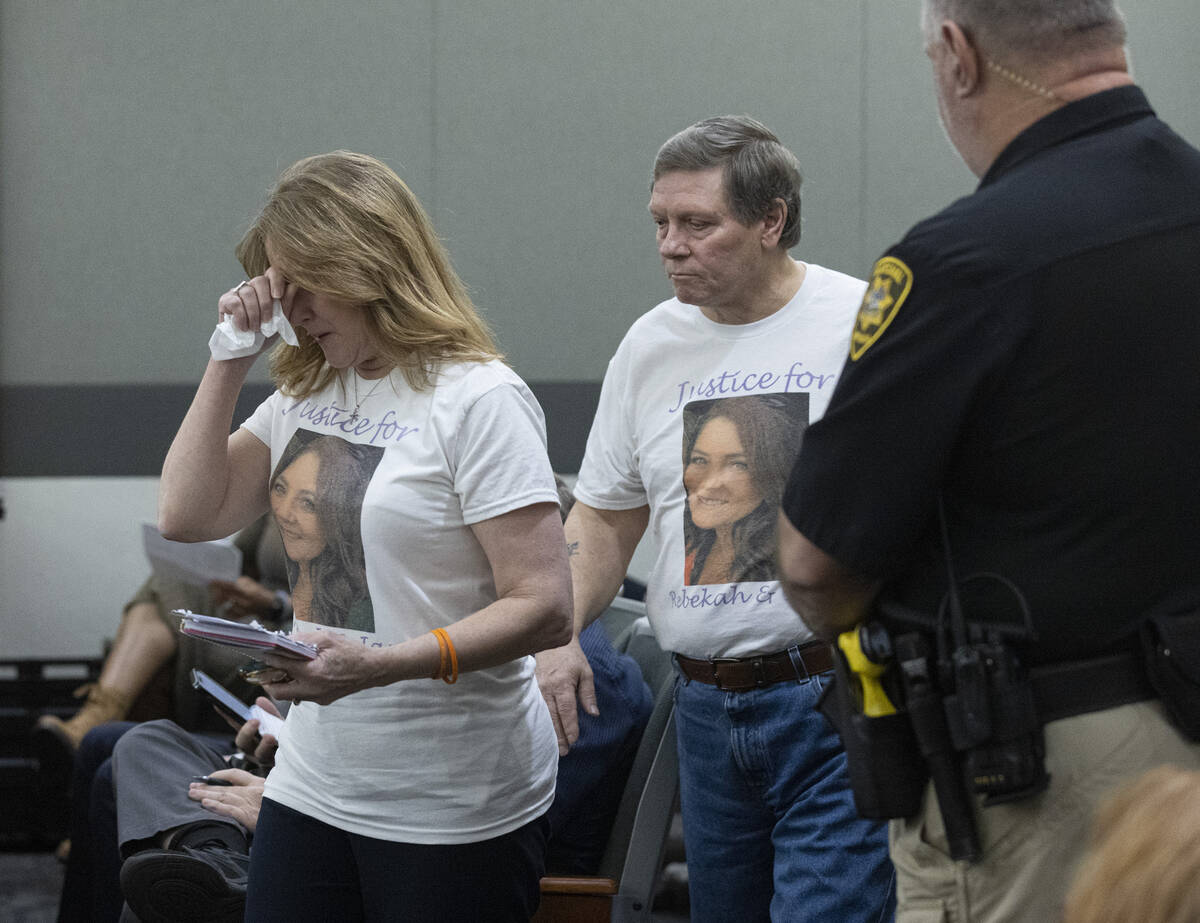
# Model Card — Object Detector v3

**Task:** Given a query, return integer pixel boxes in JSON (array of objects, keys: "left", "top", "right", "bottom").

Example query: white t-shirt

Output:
[
  {"left": 242, "top": 360, "right": 560, "bottom": 844},
  {"left": 574, "top": 262, "right": 865, "bottom": 658}
]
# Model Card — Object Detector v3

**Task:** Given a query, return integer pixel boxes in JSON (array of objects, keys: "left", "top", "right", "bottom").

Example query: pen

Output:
[{"left": 191, "top": 775, "right": 233, "bottom": 786}]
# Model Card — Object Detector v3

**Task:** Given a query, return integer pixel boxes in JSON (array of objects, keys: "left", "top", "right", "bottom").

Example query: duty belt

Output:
[
  {"left": 1031, "top": 649, "right": 1156, "bottom": 724},
  {"left": 675, "top": 641, "right": 833, "bottom": 692}
]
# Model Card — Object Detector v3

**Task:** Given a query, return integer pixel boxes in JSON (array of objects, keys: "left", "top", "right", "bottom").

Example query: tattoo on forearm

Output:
[{"left": 566, "top": 541, "right": 579, "bottom": 558}]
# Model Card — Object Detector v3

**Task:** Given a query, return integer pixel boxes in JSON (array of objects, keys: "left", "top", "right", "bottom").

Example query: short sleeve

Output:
[
  {"left": 453, "top": 383, "right": 559, "bottom": 525},
  {"left": 782, "top": 244, "right": 1024, "bottom": 579},
  {"left": 239, "top": 390, "right": 282, "bottom": 447},
  {"left": 574, "top": 347, "right": 647, "bottom": 510}
]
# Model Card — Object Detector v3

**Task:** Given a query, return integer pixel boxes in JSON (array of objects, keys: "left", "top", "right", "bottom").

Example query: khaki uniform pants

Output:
[{"left": 889, "top": 700, "right": 1200, "bottom": 923}]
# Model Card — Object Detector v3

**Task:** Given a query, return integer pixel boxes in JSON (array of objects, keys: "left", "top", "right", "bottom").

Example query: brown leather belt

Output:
[{"left": 675, "top": 641, "right": 834, "bottom": 692}]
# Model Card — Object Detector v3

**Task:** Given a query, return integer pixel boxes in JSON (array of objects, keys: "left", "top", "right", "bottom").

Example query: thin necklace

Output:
[{"left": 349, "top": 373, "right": 388, "bottom": 422}]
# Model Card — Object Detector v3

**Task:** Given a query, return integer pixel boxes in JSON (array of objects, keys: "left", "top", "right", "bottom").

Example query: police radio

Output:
[{"left": 934, "top": 498, "right": 1049, "bottom": 805}]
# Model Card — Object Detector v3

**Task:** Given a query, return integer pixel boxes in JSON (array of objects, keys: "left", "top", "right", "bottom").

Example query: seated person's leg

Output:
[
  {"left": 57, "top": 722, "right": 137, "bottom": 923},
  {"left": 545, "top": 622, "right": 653, "bottom": 874},
  {"left": 110, "top": 720, "right": 249, "bottom": 923},
  {"left": 37, "top": 599, "right": 178, "bottom": 753},
  {"left": 88, "top": 754, "right": 125, "bottom": 922},
  {"left": 111, "top": 721, "right": 243, "bottom": 855}
]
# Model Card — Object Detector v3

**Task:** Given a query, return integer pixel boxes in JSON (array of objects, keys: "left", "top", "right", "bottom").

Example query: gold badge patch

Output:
[{"left": 850, "top": 256, "right": 912, "bottom": 361}]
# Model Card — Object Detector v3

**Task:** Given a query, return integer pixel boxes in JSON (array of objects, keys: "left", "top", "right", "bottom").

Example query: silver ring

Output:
[{"left": 235, "top": 280, "right": 251, "bottom": 293}]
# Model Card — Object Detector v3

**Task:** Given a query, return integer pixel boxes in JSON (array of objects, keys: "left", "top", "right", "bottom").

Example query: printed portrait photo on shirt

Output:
[
  {"left": 269, "top": 429, "right": 384, "bottom": 632},
  {"left": 682, "top": 394, "right": 809, "bottom": 586}
]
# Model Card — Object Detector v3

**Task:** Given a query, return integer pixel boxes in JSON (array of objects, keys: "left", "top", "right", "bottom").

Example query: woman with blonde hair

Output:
[
  {"left": 150, "top": 151, "right": 571, "bottom": 921},
  {"left": 1062, "top": 765, "right": 1200, "bottom": 923}
]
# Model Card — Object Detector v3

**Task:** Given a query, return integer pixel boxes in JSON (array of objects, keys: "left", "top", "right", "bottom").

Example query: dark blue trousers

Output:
[{"left": 246, "top": 797, "right": 549, "bottom": 922}]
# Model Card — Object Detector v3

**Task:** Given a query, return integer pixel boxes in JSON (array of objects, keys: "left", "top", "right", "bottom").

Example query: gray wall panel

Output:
[
  {"left": 433, "top": 2, "right": 870, "bottom": 379},
  {"left": 1124, "top": 0, "right": 1200, "bottom": 145},
  {"left": 1, "top": 0, "right": 436, "bottom": 387},
  {"left": 2, "top": 0, "right": 1198, "bottom": 465},
  {"left": 862, "top": 0, "right": 976, "bottom": 262}
]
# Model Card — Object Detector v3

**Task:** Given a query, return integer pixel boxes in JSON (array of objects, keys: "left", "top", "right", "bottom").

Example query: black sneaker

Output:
[{"left": 119, "top": 842, "right": 249, "bottom": 923}]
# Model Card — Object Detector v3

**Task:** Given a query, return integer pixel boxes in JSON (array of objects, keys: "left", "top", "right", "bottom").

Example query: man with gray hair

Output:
[
  {"left": 537, "top": 115, "right": 895, "bottom": 921},
  {"left": 779, "top": 2, "right": 1200, "bottom": 920}
]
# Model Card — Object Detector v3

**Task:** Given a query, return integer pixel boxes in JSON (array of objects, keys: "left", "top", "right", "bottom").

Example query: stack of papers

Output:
[
  {"left": 143, "top": 523, "right": 242, "bottom": 588},
  {"left": 174, "top": 610, "right": 318, "bottom": 660}
]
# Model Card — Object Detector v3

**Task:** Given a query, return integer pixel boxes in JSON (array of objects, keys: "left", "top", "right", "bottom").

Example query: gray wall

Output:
[
  {"left": 5, "top": 1, "right": 1198, "bottom": 390},
  {"left": 4, "top": 0, "right": 1198, "bottom": 438},
  {"left": 2, "top": 0, "right": 1198, "bottom": 655}
]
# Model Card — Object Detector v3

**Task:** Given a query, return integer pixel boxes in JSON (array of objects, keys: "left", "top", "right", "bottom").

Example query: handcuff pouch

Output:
[{"left": 1142, "top": 604, "right": 1200, "bottom": 740}]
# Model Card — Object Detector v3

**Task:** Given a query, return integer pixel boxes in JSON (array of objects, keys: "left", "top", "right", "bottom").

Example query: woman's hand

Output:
[
  {"left": 260, "top": 633, "right": 384, "bottom": 706},
  {"left": 217, "top": 267, "right": 293, "bottom": 336},
  {"left": 189, "top": 768, "right": 266, "bottom": 833}
]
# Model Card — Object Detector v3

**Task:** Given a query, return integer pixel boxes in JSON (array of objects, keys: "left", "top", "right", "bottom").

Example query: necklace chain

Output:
[{"left": 349, "top": 374, "right": 387, "bottom": 422}]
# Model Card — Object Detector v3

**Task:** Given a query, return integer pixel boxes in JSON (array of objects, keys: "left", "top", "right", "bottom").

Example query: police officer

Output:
[{"left": 777, "top": 1, "right": 1200, "bottom": 920}]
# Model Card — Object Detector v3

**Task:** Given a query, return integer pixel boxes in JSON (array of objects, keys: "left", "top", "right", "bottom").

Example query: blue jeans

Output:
[{"left": 674, "top": 669, "right": 895, "bottom": 923}]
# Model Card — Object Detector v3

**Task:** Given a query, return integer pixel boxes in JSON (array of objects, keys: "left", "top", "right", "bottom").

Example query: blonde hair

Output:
[
  {"left": 236, "top": 151, "right": 500, "bottom": 395},
  {"left": 1062, "top": 765, "right": 1200, "bottom": 923}
]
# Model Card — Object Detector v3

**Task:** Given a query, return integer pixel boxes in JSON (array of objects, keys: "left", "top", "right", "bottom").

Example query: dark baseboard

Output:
[{"left": 0, "top": 381, "right": 600, "bottom": 477}]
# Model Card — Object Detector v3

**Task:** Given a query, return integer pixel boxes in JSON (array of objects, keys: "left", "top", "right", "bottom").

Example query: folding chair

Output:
[{"left": 534, "top": 615, "right": 679, "bottom": 923}]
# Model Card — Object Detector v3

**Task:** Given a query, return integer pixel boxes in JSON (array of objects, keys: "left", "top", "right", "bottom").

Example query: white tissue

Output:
[{"left": 208, "top": 298, "right": 299, "bottom": 360}]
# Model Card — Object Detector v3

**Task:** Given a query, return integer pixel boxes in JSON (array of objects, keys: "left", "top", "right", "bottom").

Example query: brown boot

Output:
[{"left": 34, "top": 682, "right": 132, "bottom": 753}]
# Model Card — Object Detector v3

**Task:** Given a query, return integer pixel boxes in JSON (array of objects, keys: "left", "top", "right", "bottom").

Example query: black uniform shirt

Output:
[{"left": 783, "top": 86, "right": 1200, "bottom": 662}]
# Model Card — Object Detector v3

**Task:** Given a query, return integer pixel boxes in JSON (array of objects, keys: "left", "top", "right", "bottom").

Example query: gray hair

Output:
[
  {"left": 653, "top": 115, "right": 803, "bottom": 250},
  {"left": 921, "top": 0, "right": 1127, "bottom": 58}
]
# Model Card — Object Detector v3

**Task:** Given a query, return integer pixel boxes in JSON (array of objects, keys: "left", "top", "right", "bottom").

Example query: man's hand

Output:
[
  {"left": 234, "top": 696, "right": 281, "bottom": 767},
  {"left": 209, "top": 576, "right": 280, "bottom": 621},
  {"left": 189, "top": 768, "right": 266, "bottom": 833},
  {"left": 535, "top": 638, "right": 597, "bottom": 756}
]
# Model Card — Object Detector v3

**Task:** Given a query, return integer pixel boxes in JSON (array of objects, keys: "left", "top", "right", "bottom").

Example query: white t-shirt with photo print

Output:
[
  {"left": 242, "top": 359, "right": 561, "bottom": 844},
  {"left": 574, "top": 262, "right": 865, "bottom": 659}
]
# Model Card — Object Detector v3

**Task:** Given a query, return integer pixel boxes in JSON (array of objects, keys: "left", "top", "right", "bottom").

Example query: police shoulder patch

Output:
[{"left": 850, "top": 256, "right": 913, "bottom": 361}]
